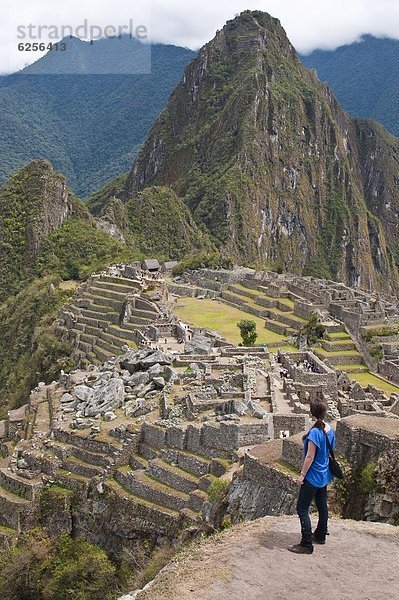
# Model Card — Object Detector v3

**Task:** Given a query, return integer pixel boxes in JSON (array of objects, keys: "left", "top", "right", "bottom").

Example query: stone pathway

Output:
[{"left": 271, "top": 364, "right": 293, "bottom": 414}]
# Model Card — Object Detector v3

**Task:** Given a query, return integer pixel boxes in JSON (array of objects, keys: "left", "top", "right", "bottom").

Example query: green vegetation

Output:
[
  {"left": 207, "top": 478, "right": 229, "bottom": 504},
  {"left": 86, "top": 174, "right": 128, "bottom": 216},
  {"left": 237, "top": 319, "right": 258, "bottom": 346},
  {"left": 362, "top": 326, "right": 399, "bottom": 342},
  {"left": 349, "top": 372, "right": 399, "bottom": 396},
  {"left": 0, "top": 160, "right": 72, "bottom": 301},
  {"left": 37, "top": 219, "right": 137, "bottom": 280},
  {"left": 300, "top": 313, "right": 326, "bottom": 345},
  {"left": 0, "top": 529, "right": 118, "bottom": 600},
  {"left": 303, "top": 256, "right": 332, "bottom": 280},
  {"left": 0, "top": 277, "right": 76, "bottom": 416},
  {"left": 358, "top": 462, "right": 377, "bottom": 494},
  {"left": 174, "top": 297, "right": 287, "bottom": 345},
  {"left": 126, "top": 187, "right": 213, "bottom": 259},
  {"left": 0, "top": 44, "right": 195, "bottom": 197},
  {"left": 172, "top": 251, "right": 231, "bottom": 275}
]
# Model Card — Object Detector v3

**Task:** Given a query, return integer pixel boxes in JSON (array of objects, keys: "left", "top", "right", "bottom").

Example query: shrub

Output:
[
  {"left": 207, "top": 478, "right": 229, "bottom": 504},
  {"left": 300, "top": 313, "right": 326, "bottom": 345},
  {"left": 0, "top": 529, "right": 118, "bottom": 600},
  {"left": 358, "top": 462, "right": 377, "bottom": 494},
  {"left": 172, "top": 251, "right": 231, "bottom": 276}
]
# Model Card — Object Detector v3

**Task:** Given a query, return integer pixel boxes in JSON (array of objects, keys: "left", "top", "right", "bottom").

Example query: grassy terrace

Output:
[
  {"left": 349, "top": 372, "right": 399, "bottom": 396},
  {"left": 327, "top": 331, "right": 351, "bottom": 340},
  {"left": 316, "top": 348, "right": 360, "bottom": 357},
  {"left": 175, "top": 297, "right": 288, "bottom": 345}
]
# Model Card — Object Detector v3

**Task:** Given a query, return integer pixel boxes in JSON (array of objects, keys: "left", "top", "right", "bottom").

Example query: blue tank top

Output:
[{"left": 304, "top": 427, "right": 335, "bottom": 488}]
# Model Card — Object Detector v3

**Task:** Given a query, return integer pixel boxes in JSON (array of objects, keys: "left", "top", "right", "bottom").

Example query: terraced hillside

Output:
[
  {"left": 58, "top": 275, "right": 160, "bottom": 364},
  {"left": 314, "top": 329, "right": 368, "bottom": 374},
  {"left": 221, "top": 282, "right": 306, "bottom": 339},
  {"left": 173, "top": 276, "right": 398, "bottom": 396}
]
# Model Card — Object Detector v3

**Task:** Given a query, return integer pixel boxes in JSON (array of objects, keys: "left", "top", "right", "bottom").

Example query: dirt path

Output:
[{"left": 137, "top": 516, "right": 399, "bottom": 600}]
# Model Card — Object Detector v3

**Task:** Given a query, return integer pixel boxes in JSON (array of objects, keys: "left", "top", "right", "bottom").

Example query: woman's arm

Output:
[{"left": 296, "top": 440, "right": 316, "bottom": 486}]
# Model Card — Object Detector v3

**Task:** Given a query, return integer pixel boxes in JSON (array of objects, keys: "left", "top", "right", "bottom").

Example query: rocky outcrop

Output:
[{"left": 123, "top": 10, "right": 399, "bottom": 294}]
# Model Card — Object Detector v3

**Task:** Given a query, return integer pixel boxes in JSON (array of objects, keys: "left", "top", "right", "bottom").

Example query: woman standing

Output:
[{"left": 288, "top": 398, "right": 335, "bottom": 554}]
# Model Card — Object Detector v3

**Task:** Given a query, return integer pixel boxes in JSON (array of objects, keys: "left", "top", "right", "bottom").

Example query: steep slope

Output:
[
  {"left": 89, "top": 183, "right": 214, "bottom": 259},
  {"left": 301, "top": 35, "right": 399, "bottom": 137},
  {"left": 0, "top": 39, "right": 195, "bottom": 196},
  {"left": 125, "top": 186, "right": 214, "bottom": 257},
  {"left": 0, "top": 161, "right": 138, "bottom": 413},
  {"left": 354, "top": 119, "right": 399, "bottom": 258},
  {"left": 0, "top": 160, "right": 76, "bottom": 300},
  {"left": 124, "top": 10, "right": 399, "bottom": 293}
]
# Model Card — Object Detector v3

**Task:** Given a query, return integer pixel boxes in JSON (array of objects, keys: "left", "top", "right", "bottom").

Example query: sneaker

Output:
[
  {"left": 288, "top": 543, "right": 314, "bottom": 554},
  {"left": 312, "top": 533, "right": 326, "bottom": 545}
]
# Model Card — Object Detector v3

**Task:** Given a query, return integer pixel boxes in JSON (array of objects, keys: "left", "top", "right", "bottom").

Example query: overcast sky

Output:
[{"left": 2, "top": 0, "right": 399, "bottom": 73}]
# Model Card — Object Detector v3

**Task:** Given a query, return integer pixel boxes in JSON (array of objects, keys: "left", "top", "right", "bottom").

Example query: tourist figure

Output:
[{"left": 288, "top": 399, "right": 335, "bottom": 554}]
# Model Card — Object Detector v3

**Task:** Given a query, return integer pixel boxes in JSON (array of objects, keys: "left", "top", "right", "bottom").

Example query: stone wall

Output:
[
  {"left": 228, "top": 452, "right": 297, "bottom": 521},
  {"left": 335, "top": 415, "right": 398, "bottom": 465},
  {"left": 141, "top": 420, "right": 272, "bottom": 459},
  {"left": 272, "top": 414, "right": 308, "bottom": 438},
  {"left": 379, "top": 359, "right": 399, "bottom": 385}
]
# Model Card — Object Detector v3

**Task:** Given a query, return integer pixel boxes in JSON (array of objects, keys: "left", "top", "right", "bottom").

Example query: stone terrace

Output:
[{"left": 58, "top": 274, "right": 160, "bottom": 364}]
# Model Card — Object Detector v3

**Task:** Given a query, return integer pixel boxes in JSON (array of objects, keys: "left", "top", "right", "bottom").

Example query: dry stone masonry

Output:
[{"left": 1, "top": 264, "right": 398, "bottom": 553}]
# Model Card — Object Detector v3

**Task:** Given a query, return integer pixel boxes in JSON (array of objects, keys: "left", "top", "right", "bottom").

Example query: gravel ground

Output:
[{"left": 136, "top": 515, "right": 399, "bottom": 600}]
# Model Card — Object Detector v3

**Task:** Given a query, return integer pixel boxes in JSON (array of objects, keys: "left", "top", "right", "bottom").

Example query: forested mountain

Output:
[
  {"left": 301, "top": 35, "right": 399, "bottom": 136},
  {"left": 0, "top": 37, "right": 195, "bottom": 196}
]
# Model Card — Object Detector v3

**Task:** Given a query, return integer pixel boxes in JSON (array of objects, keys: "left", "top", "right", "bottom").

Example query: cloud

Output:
[{"left": 2, "top": 0, "right": 399, "bottom": 73}]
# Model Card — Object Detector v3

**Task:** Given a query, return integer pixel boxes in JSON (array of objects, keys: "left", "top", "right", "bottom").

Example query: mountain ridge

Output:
[
  {"left": 114, "top": 10, "right": 399, "bottom": 293},
  {"left": 0, "top": 40, "right": 196, "bottom": 196},
  {"left": 301, "top": 35, "right": 399, "bottom": 137}
]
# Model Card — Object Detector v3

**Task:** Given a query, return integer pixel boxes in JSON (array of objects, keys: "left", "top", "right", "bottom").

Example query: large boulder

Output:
[
  {"left": 83, "top": 378, "right": 125, "bottom": 417},
  {"left": 74, "top": 385, "right": 94, "bottom": 404},
  {"left": 139, "top": 350, "right": 172, "bottom": 369},
  {"left": 185, "top": 334, "right": 214, "bottom": 355},
  {"left": 128, "top": 371, "right": 150, "bottom": 387}
]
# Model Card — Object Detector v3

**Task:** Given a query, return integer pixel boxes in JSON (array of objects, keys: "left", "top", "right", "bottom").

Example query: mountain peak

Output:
[{"left": 123, "top": 11, "right": 399, "bottom": 294}]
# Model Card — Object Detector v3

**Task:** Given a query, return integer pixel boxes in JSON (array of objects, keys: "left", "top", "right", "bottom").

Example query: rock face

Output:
[
  {"left": 82, "top": 378, "right": 125, "bottom": 417},
  {"left": 123, "top": 10, "right": 399, "bottom": 294}
]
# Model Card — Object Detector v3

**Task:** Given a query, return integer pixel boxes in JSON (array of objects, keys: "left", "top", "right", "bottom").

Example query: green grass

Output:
[
  {"left": 326, "top": 331, "right": 351, "bottom": 340},
  {"left": 349, "top": 372, "right": 399, "bottom": 396},
  {"left": 174, "top": 298, "right": 289, "bottom": 345}
]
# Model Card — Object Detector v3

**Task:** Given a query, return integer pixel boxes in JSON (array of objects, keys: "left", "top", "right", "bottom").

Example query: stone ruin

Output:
[{"left": 1, "top": 263, "right": 398, "bottom": 554}]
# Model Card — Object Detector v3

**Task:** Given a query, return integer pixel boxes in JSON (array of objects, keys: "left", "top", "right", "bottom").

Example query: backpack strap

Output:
[{"left": 323, "top": 430, "right": 336, "bottom": 459}]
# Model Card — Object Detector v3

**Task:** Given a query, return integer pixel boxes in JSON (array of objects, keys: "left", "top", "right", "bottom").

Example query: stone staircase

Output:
[
  {"left": 47, "top": 428, "right": 133, "bottom": 491},
  {"left": 107, "top": 422, "right": 231, "bottom": 527},
  {"left": 59, "top": 275, "right": 160, "bottom": 364}
]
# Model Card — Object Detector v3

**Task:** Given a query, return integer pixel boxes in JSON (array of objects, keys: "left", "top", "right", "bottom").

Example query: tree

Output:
[
  {"left": 237, "top": 319, "right": 258, "bottom": 346},
  {"left": 0, "top": 529, "right": 118, "bottom": 600},
  {"left": 300, "top": 313, "right": 326, "bottom": 345}
]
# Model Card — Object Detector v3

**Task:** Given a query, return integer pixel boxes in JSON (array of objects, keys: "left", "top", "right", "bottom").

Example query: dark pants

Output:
[{"left": 296, "top": 479, "right": 328, "bottom": 547}]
